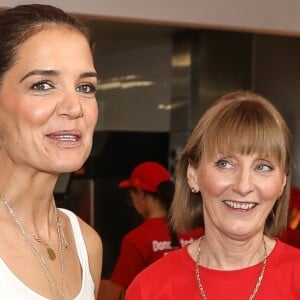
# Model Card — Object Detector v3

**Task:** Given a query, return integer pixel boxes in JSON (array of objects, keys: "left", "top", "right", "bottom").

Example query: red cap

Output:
[{"left": 119, "top": 161, "right": 171, "bottom": 193}]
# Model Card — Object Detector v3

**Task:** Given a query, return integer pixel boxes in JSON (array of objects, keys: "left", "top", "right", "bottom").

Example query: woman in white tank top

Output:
[{"left": 0, "top": 4, "right": 102, "bottom": 299}]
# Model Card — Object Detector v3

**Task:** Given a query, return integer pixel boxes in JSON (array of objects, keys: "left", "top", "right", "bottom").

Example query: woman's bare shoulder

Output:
[{"left": 74, "top": 215, "right": 103, "bottom": 296}]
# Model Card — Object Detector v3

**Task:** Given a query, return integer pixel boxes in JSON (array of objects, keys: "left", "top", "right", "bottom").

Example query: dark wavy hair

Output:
[{"left": 0, "top": 4, "right": 94, "bottom": 83}]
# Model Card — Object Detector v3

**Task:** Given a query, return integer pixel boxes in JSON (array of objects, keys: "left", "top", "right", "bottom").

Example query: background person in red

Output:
[
  {"left": 110, "top": 161, "right": 203, "bottom": 297},
  {"left": 279, "top": 185, "right": 300, "bottom": 248}
]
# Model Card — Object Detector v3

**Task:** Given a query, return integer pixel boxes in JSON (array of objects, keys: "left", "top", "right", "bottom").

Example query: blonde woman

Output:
[{"left": 126, "top": 91, "right": 300, "bottom": 299}]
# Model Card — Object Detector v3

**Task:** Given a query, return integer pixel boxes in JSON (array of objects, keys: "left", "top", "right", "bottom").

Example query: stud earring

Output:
[{"left": 191, "top": 187, "right": 198, "bottom": 193}]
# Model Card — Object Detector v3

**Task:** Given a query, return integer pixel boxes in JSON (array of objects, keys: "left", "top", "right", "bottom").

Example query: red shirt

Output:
[
  {"left": 111, "top": 217, "right": 204, "bottom": 289},
  {"left": 126, "top": 239, "right": 300, "bottom": 299}
]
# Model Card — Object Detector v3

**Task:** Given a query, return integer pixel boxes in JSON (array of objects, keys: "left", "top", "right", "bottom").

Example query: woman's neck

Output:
[{"left": 189, "top": 233, "right": 275, "bottom": 270}]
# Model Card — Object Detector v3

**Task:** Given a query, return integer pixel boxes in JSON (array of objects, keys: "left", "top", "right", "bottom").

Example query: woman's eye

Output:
[
  {"left": 76, "top": 84, "right": 96, "bottom": 94},
  {"left": 30, "top": 81, "right": 53, "bottom": 91},
  {"left": 256, "top": 164, "right": 273, "bottom": 172},
  {"left": 215, "top": 159, "right": 232, "bottom": 169}
]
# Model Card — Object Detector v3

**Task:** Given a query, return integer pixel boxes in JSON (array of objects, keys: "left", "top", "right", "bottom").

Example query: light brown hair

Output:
[{"left": 171, "top": 90, "right": 292, "bottom": 237}]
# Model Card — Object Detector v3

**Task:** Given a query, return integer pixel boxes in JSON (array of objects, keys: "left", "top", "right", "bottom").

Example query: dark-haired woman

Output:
[{"left": 0, "top": 4, "right": 102, "bottom": 299}]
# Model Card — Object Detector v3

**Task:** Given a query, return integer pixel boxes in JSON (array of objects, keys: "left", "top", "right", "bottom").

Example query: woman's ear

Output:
[{"left": 187, "top": 164, "right": 200, "bottom": 192}]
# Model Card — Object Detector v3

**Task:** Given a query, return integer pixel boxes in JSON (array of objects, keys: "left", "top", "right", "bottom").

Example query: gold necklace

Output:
[
  {"left": 0, "top": 193, "right": 69, "bottom": 300},
  {"left": 33, "top": 235, "right": 57, "bottom": 261},
  {"left": 33, "top": 214, "right": 57, "bottom": 261},
  {"left": 195, "top": 236, "right": 267, "bottom": 300},
  {"left": 32, "top": 211, "right": 69, "bottom": 262}
]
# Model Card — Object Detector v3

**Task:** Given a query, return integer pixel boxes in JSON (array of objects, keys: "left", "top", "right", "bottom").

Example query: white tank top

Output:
[{"left": 0, "top": 208, "right": 95, "bottom": 299}]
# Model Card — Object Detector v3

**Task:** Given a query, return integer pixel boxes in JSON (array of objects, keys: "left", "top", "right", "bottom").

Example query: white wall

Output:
[{"left": 1, "top": 0, "right": 300, "bottom": 37}]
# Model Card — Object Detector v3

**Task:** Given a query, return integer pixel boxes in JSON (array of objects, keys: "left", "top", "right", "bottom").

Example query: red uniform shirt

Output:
[
  {"left": 126, "top": 239, "right": 300, "bottom": 299},
  {"left": 111, "top": 217, "right": 203, "bottom": 289}
]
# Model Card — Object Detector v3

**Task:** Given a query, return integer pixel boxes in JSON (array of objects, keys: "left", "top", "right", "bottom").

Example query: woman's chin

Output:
[{"left": 51, "top": 162, "right": 85, "bottom": 174}]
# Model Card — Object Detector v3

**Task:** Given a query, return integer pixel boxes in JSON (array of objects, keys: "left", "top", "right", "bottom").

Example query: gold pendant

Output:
[{"left": 47, "top": 246, "right": 56, "bottom": 261}]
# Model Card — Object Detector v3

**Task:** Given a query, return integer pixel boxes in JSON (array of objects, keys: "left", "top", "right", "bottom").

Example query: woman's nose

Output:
[
  {"left": 232, "top": 168, "right": 254, "bottom": 196},
  {"left": 56, "top": 90, "right": 83, "bottom": 119}
]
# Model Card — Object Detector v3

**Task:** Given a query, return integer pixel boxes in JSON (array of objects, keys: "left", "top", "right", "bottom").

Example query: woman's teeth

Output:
[{"left": 224, "top": 200, "right": 256, "bottom": 210}]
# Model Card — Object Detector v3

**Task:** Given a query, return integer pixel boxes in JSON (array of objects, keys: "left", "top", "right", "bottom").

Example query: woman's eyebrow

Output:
[
  {"left": 19, "top": 69, "right": 59, "bottom": 83},
  {"left": 78, "top": 71, "right": 98, "bottom": 80},
  {"left": 19, "top": 70, "right": 98, "bottom": 83}
]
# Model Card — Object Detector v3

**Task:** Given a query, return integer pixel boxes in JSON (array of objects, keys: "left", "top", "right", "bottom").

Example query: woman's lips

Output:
[{"left": 46, "top": 130, "right": 82, "bottom": 147}]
